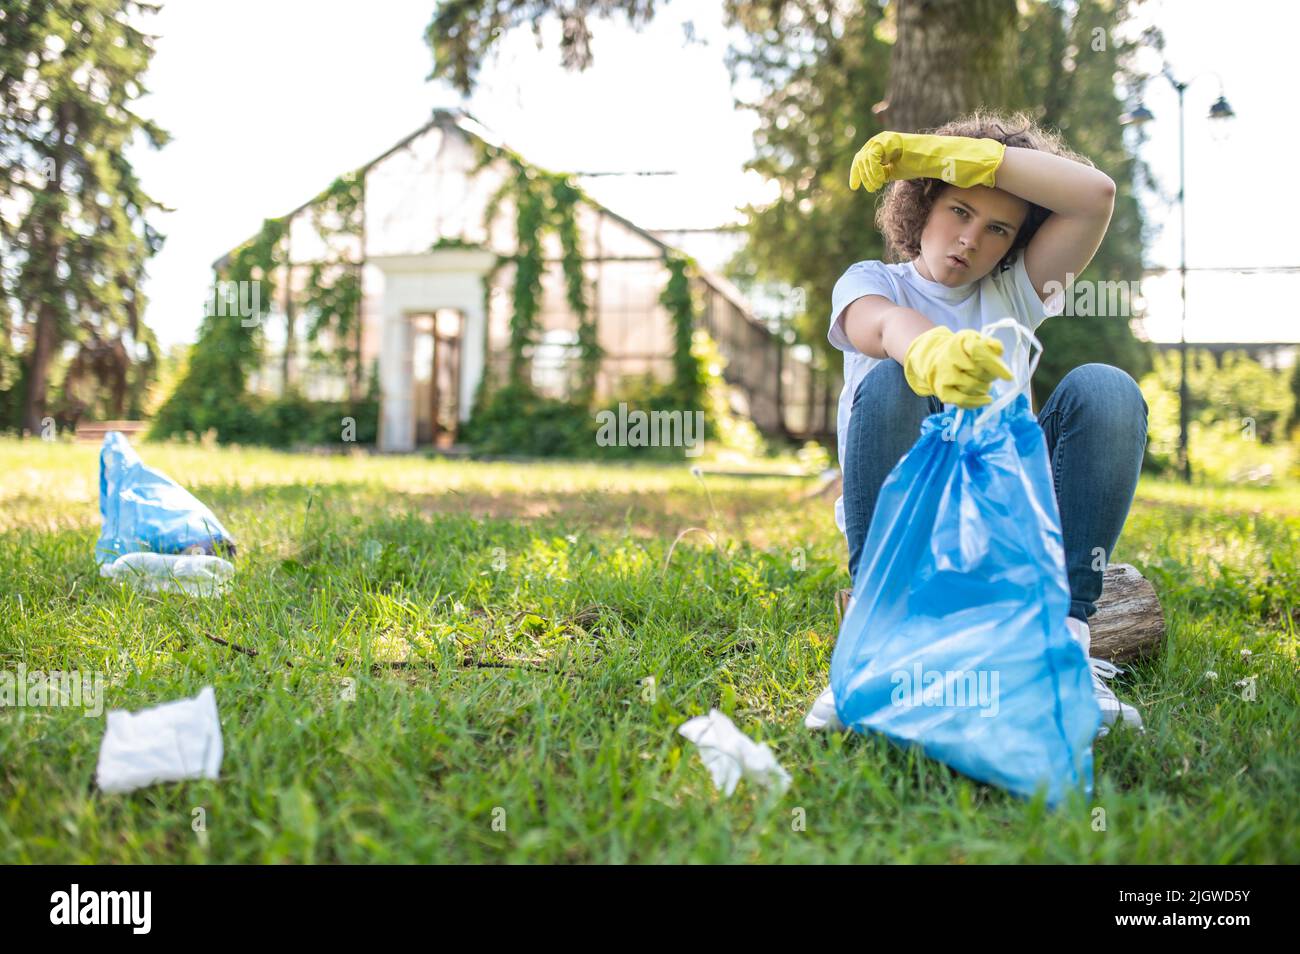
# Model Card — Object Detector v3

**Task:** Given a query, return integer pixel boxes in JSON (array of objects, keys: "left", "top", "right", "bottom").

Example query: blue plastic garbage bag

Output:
[
  {"left": 829, "top": 319, "right": 1100, "bottom": 807},
  {"left": 95, "top": 432, "right": 236, "bottom": 564}
]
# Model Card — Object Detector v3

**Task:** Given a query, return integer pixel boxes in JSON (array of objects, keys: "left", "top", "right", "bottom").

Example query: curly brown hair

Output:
[{"left": 874, "top": 109, "right": 1093, "bottom": 273}]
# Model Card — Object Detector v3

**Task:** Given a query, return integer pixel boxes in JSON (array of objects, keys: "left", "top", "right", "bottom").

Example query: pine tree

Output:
[{"left": 0, "top": 0, "right": 168, "bottom": 433}]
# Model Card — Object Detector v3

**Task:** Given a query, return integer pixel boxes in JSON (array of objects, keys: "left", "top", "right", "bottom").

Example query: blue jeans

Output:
[{"left": 843, "top": 361, "right": 1149, "bottom": 623}]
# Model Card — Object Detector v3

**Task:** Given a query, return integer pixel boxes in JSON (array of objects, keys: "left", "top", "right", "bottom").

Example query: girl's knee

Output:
[
  {"left": 854, "top": 359, "right": 904, "bottom": 398},
  {"left": 1058, "top": 363, "right": 1147, "bottom": 420},
  {"left": 852, "top": 360, "right": 925, "bottom": 414}
]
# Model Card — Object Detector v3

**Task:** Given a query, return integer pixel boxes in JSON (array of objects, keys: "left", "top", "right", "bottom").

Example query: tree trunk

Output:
[
  {"left": 24, "top": 115, "right": 66, "bottom": 437},
  {"left": 23, "top": 299, "right": 57, "bottom": 435},
  {"left": 878, "top": 0, "right": 1018, "bottom": 260},
  {"left": 882, "top": 0, "right": 1018, "bottom": 134}
]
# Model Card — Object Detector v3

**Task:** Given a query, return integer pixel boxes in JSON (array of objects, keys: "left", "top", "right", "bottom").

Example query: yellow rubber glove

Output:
[
  {"left": 849, "top": 131, "right": 1007, "bottom": 193},
  {"left": 903, "top": 326, "right": 1014, "bottom": 408}
]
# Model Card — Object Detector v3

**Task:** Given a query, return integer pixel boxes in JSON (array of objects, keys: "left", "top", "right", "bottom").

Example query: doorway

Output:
[{"left": 412, "top": 309, "right": 463, "bottom": 447}]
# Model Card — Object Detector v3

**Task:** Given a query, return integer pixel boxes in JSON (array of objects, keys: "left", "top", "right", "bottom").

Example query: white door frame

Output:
[{"left": 371, "top": 250, "right": 496, "bottom": 452}]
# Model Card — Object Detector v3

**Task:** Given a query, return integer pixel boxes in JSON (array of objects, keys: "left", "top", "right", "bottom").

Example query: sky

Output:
[{"left": 123, "top": 0, "right": 1294, "bottom": 350}]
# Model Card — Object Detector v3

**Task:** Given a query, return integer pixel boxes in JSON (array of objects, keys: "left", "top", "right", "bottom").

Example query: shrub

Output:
[
  {"left": 461, "top": 381, "right": 595, "bottom": 457},
  {"left": 462, "top": 330, "right": 768, "bottom": 461},
  {"left": 150, "top": 390, "right": 377, "bottom": 448},
  {"left": 1139, "top": 349, "right": 1295, "bottom": 482}
]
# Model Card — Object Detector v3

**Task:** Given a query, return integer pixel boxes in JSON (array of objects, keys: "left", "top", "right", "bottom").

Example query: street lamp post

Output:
[{"left": 1122, "top": 68, "right": 1234, "bottom": 484}]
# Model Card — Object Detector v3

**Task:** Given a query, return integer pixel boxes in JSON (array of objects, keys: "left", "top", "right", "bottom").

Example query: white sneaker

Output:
[
  {"left": 805, "top": 685, "right": 844, "bottom": 731},
  {"left": 1066, "top": 617, "right": 1144, "bottom": 737}
]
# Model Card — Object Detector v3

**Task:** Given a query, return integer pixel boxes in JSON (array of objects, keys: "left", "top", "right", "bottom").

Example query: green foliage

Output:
[
  {"left": 477, "top": 141, "right": 601, "bottom": 394},
  {"left": 150, "top": 217, "right": 285, "bottom": 441},
  {"left": 551, "top": 175, "right": 600, "bottom": 404},
  {"left": 797, "top": 439, "right": 833, "bottom": 474},
  {"left": 464, "top": 329, "right": 765, "bottom": 461},
  {"left": 586, "top": 372, "right": 710, "bottom": 463},
  {"left": 302, "top": 170, "right": 365, "bottom": 390},
  {"left": 723, "top": 1, "right": 893, "bottom": 364},
  {"left": 0, "top": 0, "right": 169, "bottom": 430},
  {"left": 1290, "top": 360, "right": 1300, "bottom": 432},
  {"left": 430, "top": 236, "right": 486, "bottom": 251},
  {"left": 156, "top": 168, "right": 371, "bottom": 447},
  {"left": 1012, "top": 0, "right": 1157, "bottom": 401},
  {"left": 253, "top": 392, "right": 379, "bottom": 448},
  {"left": 461, "top": 381, "right": 595, "bottom": 457},
  {"left": 425, "top": 0, "right": 658, "bottom": 95},
  {"left": 54, "top": 322, "right": 160, "bottom": 423},
  {"left": 691, "top": 330, "right": 765, "bottom": 459},
  {"left": 662, "top": 255, "right": 704, "bottom": 410},
  {"left": 505, "top": 168, "right": 548, "bottom": 384},
  {"left": 154, "top": 393, "right": 378, "bottom": 448},
  {"left": 157, "top": 164, "right": 370, "bottom": 441},
  {"left": 0, "top": 360, "right": 30, "bottom": 433},
  {"left": 1139, "top": 349, "right": 1296, "bottom": 482},
  {"left": 303, "top": 264, "right": 361, "bottom": 366},
  {"left": 141, "top": 344, "right": 191, "bottom": 418}
]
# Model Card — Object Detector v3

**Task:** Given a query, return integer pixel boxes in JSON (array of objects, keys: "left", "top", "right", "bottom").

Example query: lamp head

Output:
[
  {"left": 1120, "top": 104, "right": 1155, "bottom": 126},
  {"left": 1208, "top": 95, "right": 1235, "bottom": 120}
]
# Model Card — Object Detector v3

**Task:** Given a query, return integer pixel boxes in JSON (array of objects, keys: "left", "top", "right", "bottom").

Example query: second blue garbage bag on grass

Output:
[
  {"left": 830, "top": 319, "right": 1100, "bottom": 806},
  {"left": 95, "top": 431, "right": 236, "bottom": 564}
]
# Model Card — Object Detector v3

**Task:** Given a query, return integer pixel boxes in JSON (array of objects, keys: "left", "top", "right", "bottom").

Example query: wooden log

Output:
[
  {"left": 1089, "top": 563, "right": 1166, "bottom": 663},
  {"left": 833, "top": 563, "right": 1165, "bottom": 663}
]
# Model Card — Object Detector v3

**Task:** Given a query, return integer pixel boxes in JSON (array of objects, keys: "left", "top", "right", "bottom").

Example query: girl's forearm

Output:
[
  {"left": 881, "top": 306, "right": 937, "bottom": 365},
  {"left": 994, "top": 146, "right": 1116, "bottom": 217}
]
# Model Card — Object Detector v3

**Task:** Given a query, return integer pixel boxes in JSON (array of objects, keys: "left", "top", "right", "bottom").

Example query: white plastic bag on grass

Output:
[
  {"left": 95, "top": 686, "right": 223, "bottom": 793},
  {"left": 99, "top": 552, "right": 234, "bottom": 597},
  {"left": 678, "top": 709, "right": 791, "bottom": 796}
]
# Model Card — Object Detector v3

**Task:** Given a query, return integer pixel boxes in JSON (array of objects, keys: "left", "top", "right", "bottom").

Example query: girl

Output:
[{"left": 827, "top": 110, "right": 1147, "bottom": 736}]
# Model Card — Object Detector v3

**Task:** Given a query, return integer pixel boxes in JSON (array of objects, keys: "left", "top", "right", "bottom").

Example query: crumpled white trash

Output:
[
  {"left": 804, "top": 685, "right": 845, "bottom": 731},
  {"left": 95, "top": 686, "right": 223, "bottom": 793},
  {"left": 99, "top": 552, "right": 234, "bottom": 597},
  {"left": 677, "top": 709, "right": 791, "bottom": 796}
]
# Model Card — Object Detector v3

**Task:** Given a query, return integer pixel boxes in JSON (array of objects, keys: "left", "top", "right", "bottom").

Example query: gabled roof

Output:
[{"left": 212, "top": 108, "right": 761, "bottom": 322}]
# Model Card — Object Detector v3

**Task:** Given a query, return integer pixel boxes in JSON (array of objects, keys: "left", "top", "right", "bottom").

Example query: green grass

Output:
[{"left": 1, "top": 436, "right": 1297, "bottom": 863}]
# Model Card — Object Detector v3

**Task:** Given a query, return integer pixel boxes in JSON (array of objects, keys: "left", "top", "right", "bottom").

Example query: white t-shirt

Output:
[{"left": 827, "top": 252, "right": 1061, "bottom": 535}]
